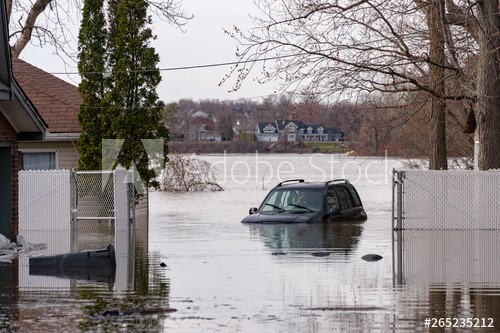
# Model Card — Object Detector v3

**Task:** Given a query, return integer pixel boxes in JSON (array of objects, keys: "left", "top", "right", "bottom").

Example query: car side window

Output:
[
  {"left": 334, "top": 186, "right": 353, "bottom": 209},
  {"left": 347, "top": 186, "right": 362, "bottom": 207},
  {"left": 326, "top": 187, "right": 340, "bottom": 211}
]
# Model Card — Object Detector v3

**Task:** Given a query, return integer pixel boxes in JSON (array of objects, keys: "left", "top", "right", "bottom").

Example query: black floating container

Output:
[
  {"left": 29, "top": 244, "right": 116, "bottom": 269},
  {"left": 29, "top": 244, "right": 116, "bottom": 284}
]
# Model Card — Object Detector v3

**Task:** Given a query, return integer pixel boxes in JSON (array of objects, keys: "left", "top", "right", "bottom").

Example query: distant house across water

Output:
[
  {"left": 189, "top": 111, "right": 221, "bottom": 141},
  {"left": 256, "top": 122, "right": 279, "bottom": 142},
  {"left": 256, "top": 120, "right": 343, "bottom": 143}
]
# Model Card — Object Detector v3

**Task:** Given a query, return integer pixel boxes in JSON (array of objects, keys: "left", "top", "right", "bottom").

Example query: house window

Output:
[{"left": 20, "top": 151, "right": 57, "bottom": 170}]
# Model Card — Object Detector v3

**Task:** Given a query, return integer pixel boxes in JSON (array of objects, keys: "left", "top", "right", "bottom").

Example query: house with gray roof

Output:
[
  {"left": 258, "top": 119, "right": 343, "bottom": 143},
  {"left": 256, "top": 122, "right": 279, "bottom": 142}
]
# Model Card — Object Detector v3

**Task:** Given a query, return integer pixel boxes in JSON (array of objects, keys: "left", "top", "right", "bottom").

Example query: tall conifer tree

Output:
[
  {"left": 77, "top": 0, "right": 169, "bottom": 189},
  {"left": 105, "top": 0, "right": 169, "bottom": 189},
  {"left": 77, "top": 0, "right": 107, "bottom": 170}
]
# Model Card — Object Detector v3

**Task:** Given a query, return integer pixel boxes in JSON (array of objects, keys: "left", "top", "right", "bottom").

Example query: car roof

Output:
[{"left": 272, "top": 179, "right": 351, "bottom": 190}]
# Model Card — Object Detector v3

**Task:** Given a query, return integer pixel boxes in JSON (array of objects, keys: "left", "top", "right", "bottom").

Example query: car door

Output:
[
  {"left": 325, "top": 185, "right": 351, "bottom": 221},
  {"left": 334, "top": 185, "right": 358, "bottom": 221}
]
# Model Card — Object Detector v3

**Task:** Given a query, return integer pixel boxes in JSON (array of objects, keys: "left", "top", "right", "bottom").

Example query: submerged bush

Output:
[{"left": 160, "top": 154, "right": 223, "bottom": 192}]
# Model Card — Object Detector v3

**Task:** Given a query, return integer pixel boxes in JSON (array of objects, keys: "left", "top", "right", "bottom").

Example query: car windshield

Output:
[{"left": 260, "top": 188, "right": 323, "bottom": 214}]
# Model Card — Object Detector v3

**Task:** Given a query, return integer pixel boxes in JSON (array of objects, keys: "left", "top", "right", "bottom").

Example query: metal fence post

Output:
[
  {"left": 396, "top": 171, "right": 405, "bottom": 230},
  {"left": 392, "top": 169, "right": 405, "bottom": 231},
  {"left": 392, "top": 169, "right": 405, "bottom": 286},
  {"left": 113, "top": 166, "right": 130, "bottom": 232},
  {"left": 70, "top": 169, "right": 78, "bottom": 252},
  {"left": 113, "top": 166, "right": 134, "bottom": 291},
  {"left": 392, "top": 169, "right": 396, "bottom": 231}
]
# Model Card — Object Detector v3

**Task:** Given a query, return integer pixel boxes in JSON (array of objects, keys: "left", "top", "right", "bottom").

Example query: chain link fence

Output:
[
  {"left": 393, "top": 169, "right": 500, "bottom": 230},
  {"left": 75, "top": 171, "right": 115, "bottom": 221},
  {"left": 71, "top": 169, "right": 135, "bottom": 251},
  {"left": 392, "top": 169, "right": 500, "bottom": 286}
]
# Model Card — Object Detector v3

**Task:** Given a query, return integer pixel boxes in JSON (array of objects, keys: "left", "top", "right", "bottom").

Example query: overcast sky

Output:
[{"left": 19, "top": 0, "right": 279, "bottom": 104}]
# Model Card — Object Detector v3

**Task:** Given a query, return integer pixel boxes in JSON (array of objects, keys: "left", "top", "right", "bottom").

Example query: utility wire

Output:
[{"left": 49, "top": 54, "right": 296, "bottom": 75}]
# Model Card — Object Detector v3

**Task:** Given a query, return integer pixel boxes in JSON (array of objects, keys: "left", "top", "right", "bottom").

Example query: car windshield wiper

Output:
[
  {"left": 287, "top": 203, "right": 313, "bottom": 212},
  {"left": 264, "top": 203, "right": 285, "bottom": 212}
]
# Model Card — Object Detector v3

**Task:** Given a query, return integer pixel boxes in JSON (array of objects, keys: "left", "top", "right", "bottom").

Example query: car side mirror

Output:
[
  {"left": 327, "top": 206, "right": 341, "bottom": 216},
  {"left": 249, "top": 207, "right": 258, "bottom": 215}
]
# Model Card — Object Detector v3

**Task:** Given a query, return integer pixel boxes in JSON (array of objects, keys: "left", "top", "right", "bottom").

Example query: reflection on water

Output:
[
  {"left": 395, "top": 230, "right": 500, "bottom": 285},
  {"left": 29, "top": 263, "right": 117, "bottom": 285},
  {"left": 3, "top": 155, "right": 500, "bottom": 332},
  {"left": 393, "top": 229, "right": 500, "bottom": 330},
  {"left": 0, "top": 229, "right": 172, "bottom": 332},
  {"left": 249, "top": 222, "right": 363, "bottom": 258}
]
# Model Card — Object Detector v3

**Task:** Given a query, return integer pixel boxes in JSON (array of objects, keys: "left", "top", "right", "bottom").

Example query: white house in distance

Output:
[
  {"left": 256, "top": 122, "right": 279, "bottom": 142},
  {"left": 256, "top": 120, "right": 343, "bottom": 143}
]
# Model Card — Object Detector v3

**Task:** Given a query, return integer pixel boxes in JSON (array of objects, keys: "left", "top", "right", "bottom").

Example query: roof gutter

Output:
[
  {"left": 44, "top": 132, "right": 81, "bottom": 141},
  {"left": 12, "top": 79, "right": 48, "bottom": 134}
]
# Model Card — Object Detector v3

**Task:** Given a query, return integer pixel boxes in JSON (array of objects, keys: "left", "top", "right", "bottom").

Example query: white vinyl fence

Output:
[
  {"left": 19, "top": 168, "right": 134, "bottom": 232},
  {"left": 19, "top": 170, "right": 71, "bottom": 231},
  {"left": 393, "top": 169, "right": 500, "bottom": 230}
]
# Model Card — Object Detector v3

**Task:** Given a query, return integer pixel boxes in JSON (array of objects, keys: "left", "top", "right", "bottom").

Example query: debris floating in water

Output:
[
  {"left": 361, "top": 254, "right": 383, "bottom": 262},
  {"left": 0, "top": 233, "right": 47, "bottom": 263}
]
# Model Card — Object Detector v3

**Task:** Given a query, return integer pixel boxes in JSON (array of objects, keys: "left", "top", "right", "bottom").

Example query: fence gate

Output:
[{"left": 71, "top": 168, "right": 135, "bottom": 251}]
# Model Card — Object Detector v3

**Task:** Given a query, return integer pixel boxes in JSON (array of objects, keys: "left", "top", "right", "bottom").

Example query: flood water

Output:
[{"left": 2, "top": 154, "right": 500, "bottom": 332}]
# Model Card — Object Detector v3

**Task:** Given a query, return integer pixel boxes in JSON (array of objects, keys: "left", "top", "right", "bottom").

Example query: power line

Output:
[{"left": 48, "top": 54, "right": 297, "bottom": 75}]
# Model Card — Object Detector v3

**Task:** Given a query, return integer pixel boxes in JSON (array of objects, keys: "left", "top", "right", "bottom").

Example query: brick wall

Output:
[{"left": 0, "top": 111, "right": 18, "bottom": 239}]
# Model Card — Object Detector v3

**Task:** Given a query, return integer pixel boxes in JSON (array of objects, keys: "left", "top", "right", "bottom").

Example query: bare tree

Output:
[
  {"left": 160, "top": 154, "right": 223, "bottom": 191},
  {"left": 7, "top": 0, "right": 191, "bottom": 60},
  {"left": 427, "top": 0, "right": 447, "bottom": 169},
  {"left": 356, "top": 96, "right": 403, "bottom": 156},
  {"left": 474, "top": 0, "right": 500, "bottom": 169},
  {"left": 217, "top": 110, "right": 235, "bottom": 141},
  {"left": 8, "top": 0, "right": 78, "bottom": 59},
  {"left": 223, "top": 0, "right": 489, "bottom": 168},
  {"left": 224, "top": 1, "right": 448, "bottom": 99}
]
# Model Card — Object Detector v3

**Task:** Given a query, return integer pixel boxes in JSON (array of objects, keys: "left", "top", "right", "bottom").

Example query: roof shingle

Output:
[{"left": 12, "top": 59, "right": 81, "bottom": 133}]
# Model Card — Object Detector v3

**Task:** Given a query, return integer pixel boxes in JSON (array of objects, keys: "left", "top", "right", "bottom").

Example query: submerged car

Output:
[{"left": 241, "top": 179, "right": 367, "bottom": 224}]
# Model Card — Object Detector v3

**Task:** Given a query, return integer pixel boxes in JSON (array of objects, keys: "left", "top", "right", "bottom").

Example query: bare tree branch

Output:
[
  {"left": 222, "top": 0, "right": 481, "bottom": 110},
  {"left": 8, "top": 0, "right": 192, "bottom": 61},
  {"left": 445, "top": 0, "right": 480, "bottom": 42},
  {"left": 10, "top": 0, "right": 52, "bottom": 59}
]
